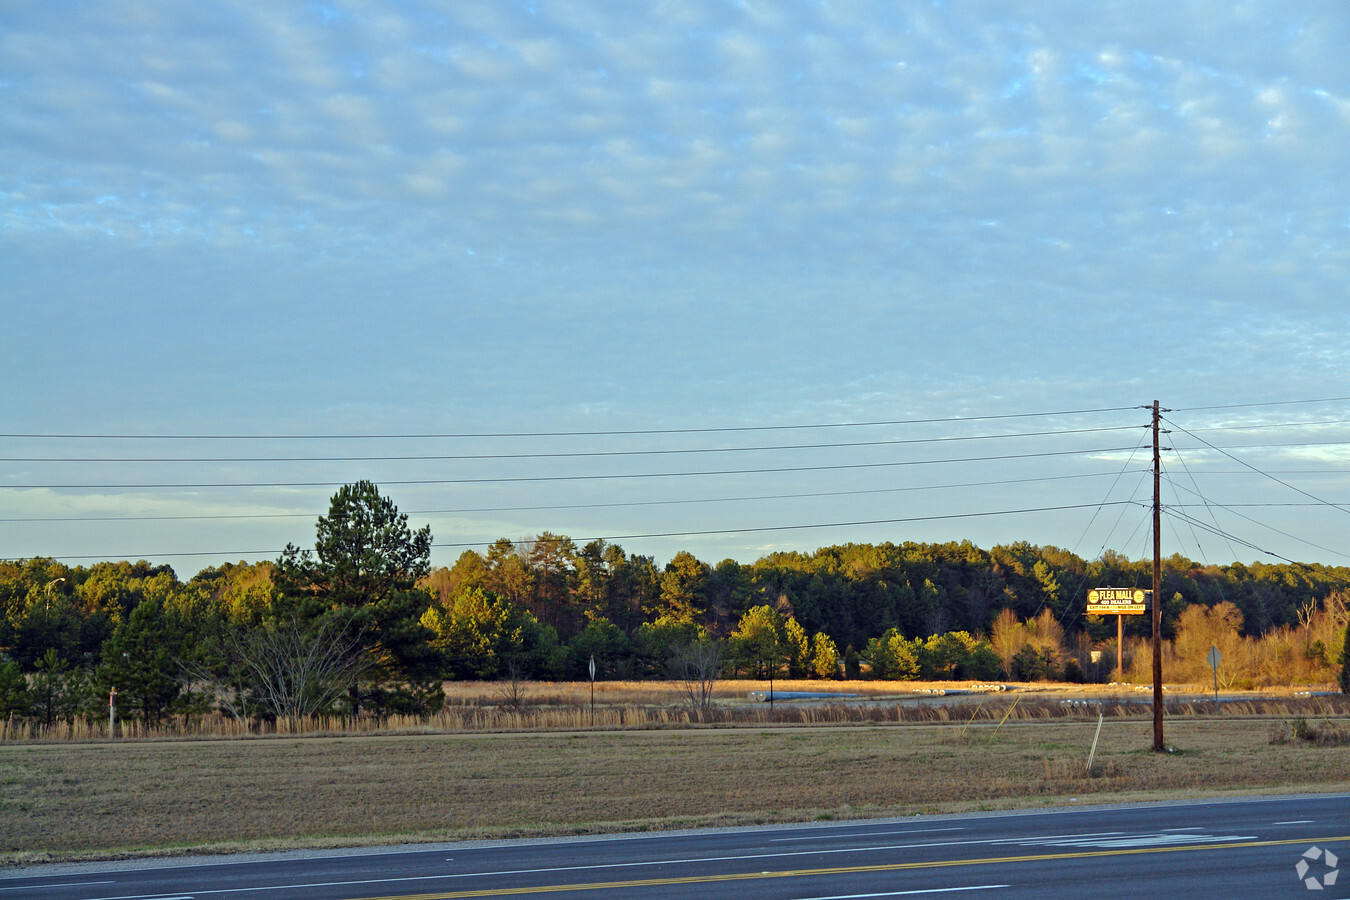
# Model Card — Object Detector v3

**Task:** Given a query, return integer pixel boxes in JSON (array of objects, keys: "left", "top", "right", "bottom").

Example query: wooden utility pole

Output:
[{"left": 1152, "top": 400, "right": 1165, "bottom": 752}]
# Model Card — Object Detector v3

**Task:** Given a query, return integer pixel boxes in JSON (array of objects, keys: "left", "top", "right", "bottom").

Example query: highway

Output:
[{"left": 5, "top": 793, "right": 1347, "bottom": 899}]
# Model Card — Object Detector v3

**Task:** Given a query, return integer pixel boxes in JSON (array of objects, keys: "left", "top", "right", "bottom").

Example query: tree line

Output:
[{"left": 1, "top": 481, "right": 1347, "bottom": 727}]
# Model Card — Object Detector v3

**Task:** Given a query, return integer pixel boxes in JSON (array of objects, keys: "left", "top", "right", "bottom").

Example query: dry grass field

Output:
[{"left": 2, "top": 681, "right": 1348, "bottom": 866}]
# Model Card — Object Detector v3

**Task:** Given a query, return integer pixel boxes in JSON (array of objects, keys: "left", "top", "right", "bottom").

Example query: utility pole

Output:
[{"left": 1152, "top": 400, "right": 1165, "bottom": 753}]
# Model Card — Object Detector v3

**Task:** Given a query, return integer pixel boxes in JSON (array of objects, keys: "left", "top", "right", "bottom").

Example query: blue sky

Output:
[{"left": 5, "top": 1, "right": 1350, "bottom": 574}]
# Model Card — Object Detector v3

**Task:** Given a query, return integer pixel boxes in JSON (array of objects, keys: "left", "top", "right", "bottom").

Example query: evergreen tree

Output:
[
  {"left": 273, "top": 481, "right": 441, "bottom": 716},
  {"left": 95, "top": 600, "right": 183, "bottom": 725},
  {"left": 657, "top": 551, "right": 710, "bottom": 624},
  {"left": 0, "top": 658, "right": 29, "bottom": 720},
  {"left": 28, "top": 649, "right": 87, "bottom": 727}
]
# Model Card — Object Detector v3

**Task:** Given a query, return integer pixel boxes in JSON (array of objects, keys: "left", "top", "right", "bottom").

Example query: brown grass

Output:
[
  {"left": 7, "top": 680, "right": 1343, "bottom": 741},
  {"left": 3, "top": 699, "right": 1349, "bottom": 866}
]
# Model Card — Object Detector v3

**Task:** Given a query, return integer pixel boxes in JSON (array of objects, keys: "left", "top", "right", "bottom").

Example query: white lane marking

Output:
[
  {"left": 0, "top": 883, "right": 115, "bottom": 892},
  {"left": 439, "top": 832, "right": 1142, "bottom": 880},
  {"left": 803, "top": 887, "right": 1009, "bottom": 899},
  {"left": 75, "top": 833, "right": 1084, "bottom": 900},
  {"left": 1008, "top": 833, "right": 1257, "bottom": 849},
  {"left": 73, "top": 828, "right": 1254, "bottom": 899},
  {"left": 1276, "top": 820, "right": 1315, "bottom": 825},
  {"left": 771, "top": 827, "right": 966, "bottom": 843},
  {"left": 63, "top": 839, "right": 1011, "bottom": 900}
]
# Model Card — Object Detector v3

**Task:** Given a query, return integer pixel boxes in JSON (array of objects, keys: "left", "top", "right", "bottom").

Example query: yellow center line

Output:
[{"left": 362, "top": 834, "right": 1350, "bottom": 899}]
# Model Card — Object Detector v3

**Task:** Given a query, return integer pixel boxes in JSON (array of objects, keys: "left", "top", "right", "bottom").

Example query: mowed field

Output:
[{"left": 3, "top": 684, "right": 1349, "bottom": 865}]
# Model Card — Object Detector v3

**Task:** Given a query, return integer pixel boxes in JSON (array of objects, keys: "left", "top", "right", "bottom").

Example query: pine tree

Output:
[
  {"left": 273, "top": 481, "right": 440, "bottom": 717},
  {"left": 96, "top": 600, "right": 182, "bottom": 725},
  {"left": 0, "top": 658, "right": 30, "bottom": 719}
]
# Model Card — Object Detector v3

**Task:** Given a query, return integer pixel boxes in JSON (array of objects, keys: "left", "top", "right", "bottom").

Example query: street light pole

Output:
[{"left": 45, "top": 577, "right": 65, "bottom": 613}]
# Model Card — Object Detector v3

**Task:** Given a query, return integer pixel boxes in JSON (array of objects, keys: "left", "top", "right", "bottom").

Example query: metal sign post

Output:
[
  {"left": 588, "top": 655, "right": 596, "bottom": 727},
  {"left": 1207, "top": 645, "right": 1222, "bottom": 702}
]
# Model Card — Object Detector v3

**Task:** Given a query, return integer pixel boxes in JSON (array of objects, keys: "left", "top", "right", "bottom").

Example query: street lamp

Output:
[{"left": 45, "top": 577, "right": 65, "bottom": 613}]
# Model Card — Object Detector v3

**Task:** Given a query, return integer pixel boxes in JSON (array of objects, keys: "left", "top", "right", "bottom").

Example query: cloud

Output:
[
  {"left": 4, "top": 1, "right": 1350, "bottom": 568},
  {"left": 5, "top": 0, "right": 1347, "bottom": 286}
]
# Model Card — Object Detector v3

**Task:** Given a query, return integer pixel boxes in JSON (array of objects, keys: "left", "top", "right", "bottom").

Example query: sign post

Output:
[
  {"left": 1117, "top": 613, "right": 1123, "bottom": 681},
  {"left": 588, "top": 654, "right": 596, "bottom": 727},
  {"left": 1206, "top": 645, "right": 1222, "bottom": 702}
]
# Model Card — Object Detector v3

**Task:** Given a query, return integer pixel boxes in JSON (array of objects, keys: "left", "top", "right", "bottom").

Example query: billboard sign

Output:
[{"left": 1087, "top": 587, "right": 1150, "bottom": 615}]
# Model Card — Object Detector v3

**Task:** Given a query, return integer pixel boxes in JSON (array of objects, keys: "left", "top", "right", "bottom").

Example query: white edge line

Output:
[{"left": 804, "top": 887, "right": 1010, "bottom": 899}]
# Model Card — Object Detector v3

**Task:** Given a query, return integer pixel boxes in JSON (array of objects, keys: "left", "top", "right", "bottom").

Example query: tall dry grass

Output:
[{"left": 5, "top": 680, "right": 1347, "bottom": 743}]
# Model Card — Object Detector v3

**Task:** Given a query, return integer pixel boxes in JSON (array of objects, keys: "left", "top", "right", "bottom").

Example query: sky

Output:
[{"left": 5, "top": 0, "right": 1350, "bottom": 576}]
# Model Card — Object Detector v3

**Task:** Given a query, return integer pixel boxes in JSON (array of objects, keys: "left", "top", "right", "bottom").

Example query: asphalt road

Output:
[{"left": 5, "top": 793, "right": 1347, "bottom": 899}]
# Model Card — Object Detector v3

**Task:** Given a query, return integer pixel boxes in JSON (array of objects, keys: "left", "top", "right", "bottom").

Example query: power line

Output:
[
  {"left": 1186, "top": 418, "right": 1350, "bottom": 433},
  {"left": 0, "top": 470, "right": 1138, "bottom": 524},
  {"left": 1171, "top": 396, "right": 1350, "bottom": 412},
  {"left": 1169, "top": 438, "right": 1350, "bottom": 452},
  {"left": 0, "top": 444, "right": 1147, "bottom": 490},
  {"left": 15, "top": 396, "right": 1349, "bottom": 443},
  {"left": 32, "top": 501, "right": 1139, "bottom": 561},
  {"left": 0, "top": 424, "right": 1144, "bottom": 463},
  {"left": 1160, "top": 476, "right": 1350, "bottom": 563},
  {"left": 1163, "top": 417, "right": 1350, "bottom": 517},
  {"left": 11, "top": 401, "right": 1350, "bottom": 567},
  {"left": 1166, "top": 447, "right": 1243, "bottom": 566},
  {"left": 1163, "top": 507, "right": 1334, "bottom": 567},
  {"left": 1166, "top": 502, "right": 1350, "bottom": 508},
  {"left": 0, "top": 405, "right": 1141, "bottom": 441}
]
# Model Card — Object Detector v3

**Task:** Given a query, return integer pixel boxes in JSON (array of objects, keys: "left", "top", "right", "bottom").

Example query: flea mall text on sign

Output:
[{"left": 1086, "top": 587, "right": 1151, "bottom": 616}]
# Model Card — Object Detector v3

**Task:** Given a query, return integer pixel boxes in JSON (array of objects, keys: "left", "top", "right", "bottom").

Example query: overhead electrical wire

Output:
[
  {"left": 0, "top": 424, "right": 1145, "bottom": 463},
  {"left": 36, "top": 500, "right": 1140, "bottom": 561},
  {"left": 1171, "top": 396, "right": 1350, "bottom": 413},
  {"left": 1163, "top": 417, "right": 1350, "bottom": 516},
  {"left": 0, "top": 443, "right": 1148, "bottom": 490},
  {"left": 1166, "top": 447, "right": 1243, "bottom": 565},
  {"left": 1185, "top": 417, "right": 1350, "bottom": 433},
  {"left": 0, "top": 470, "right": 1139, "bottom": 524},
  {"left": 8, "top": 398, "right": 1350, "bottom": 566},
  {"left": 1162, "top": 508, "right": 1314, "bottom": 567},
  {"left": 7, "top": 397, "right": 1347, "bottom": 443},
  {"left": 1160, "top": 474, "right": 1350, "bottom": 563},
  {"left": 0, "top": 404, "right": 1142, "bottom": 440}
]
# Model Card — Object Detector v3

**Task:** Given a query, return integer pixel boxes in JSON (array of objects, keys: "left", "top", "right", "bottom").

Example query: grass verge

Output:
[{"left": 3, "top": 709, "right": 1349, "bottom": 867}]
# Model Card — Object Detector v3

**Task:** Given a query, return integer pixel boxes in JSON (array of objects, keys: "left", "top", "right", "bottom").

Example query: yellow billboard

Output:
[{"left": 1086, "top": 587, "right": 1149, "bottom": 615}]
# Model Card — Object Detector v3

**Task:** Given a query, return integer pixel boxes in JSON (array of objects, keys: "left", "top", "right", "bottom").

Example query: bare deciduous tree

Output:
[
  {"left": 494, "top": 657, "right": 529, "bottom": 711},
  {"left": 226, "top": 612, "right": 370, "bottom": 724},
  {"left": 668, "top": 640, "right": 723, "bottom": 712}
]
